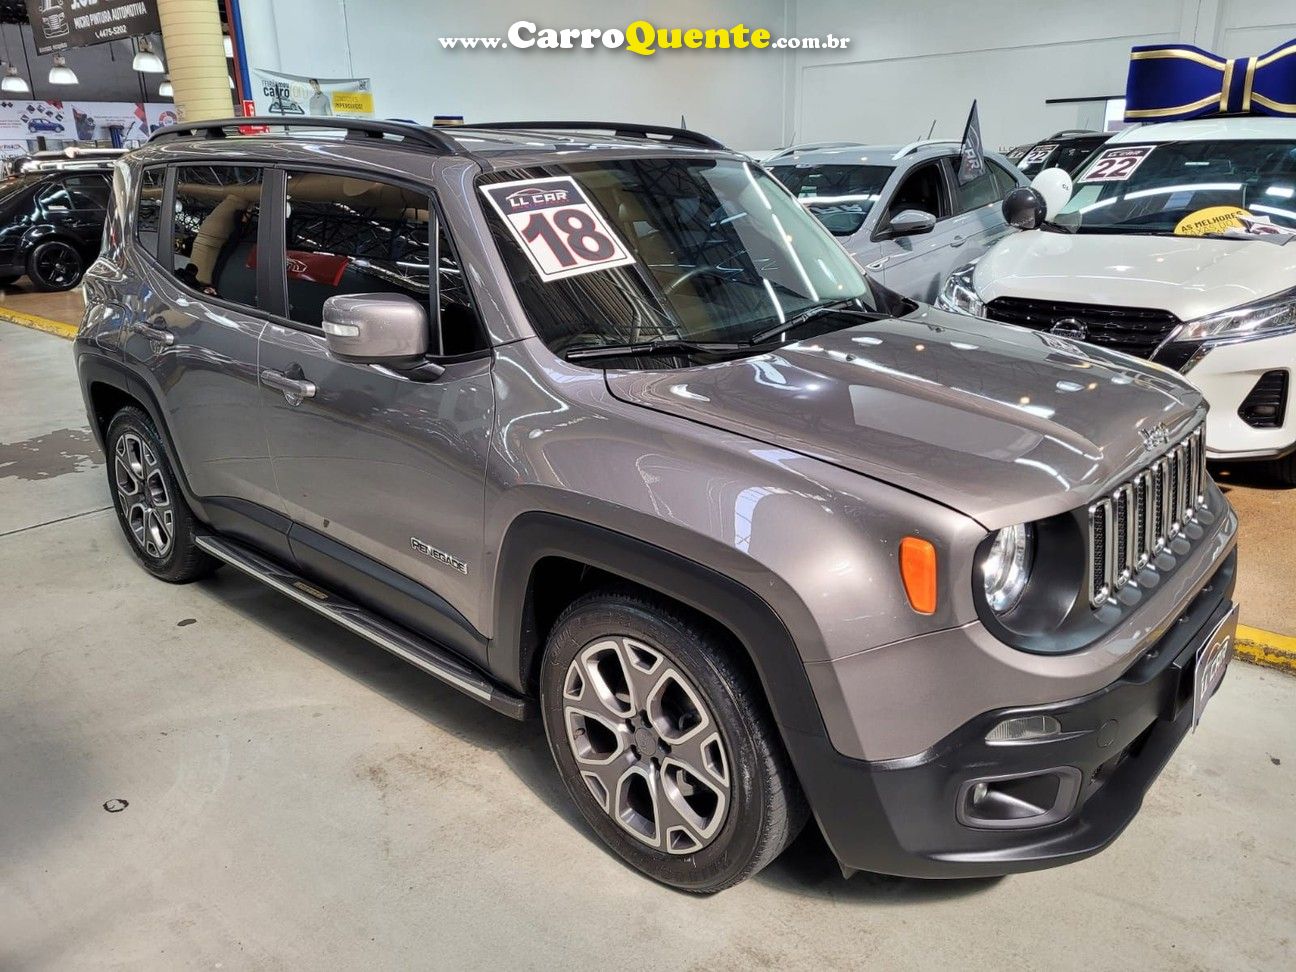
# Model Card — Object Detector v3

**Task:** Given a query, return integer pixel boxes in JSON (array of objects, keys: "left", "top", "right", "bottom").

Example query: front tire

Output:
[
  {"left": 105, "top": 407, "right": 217, "bottom": 583},
  {"left": 540, "top": 588, "right": 807, "bottom": 893},
  {"left": 26, "top": 239, "right": 84, "bottom": 291},
  {"left": 1267, "top": 452, "right": 1296, "bottom": 487}
]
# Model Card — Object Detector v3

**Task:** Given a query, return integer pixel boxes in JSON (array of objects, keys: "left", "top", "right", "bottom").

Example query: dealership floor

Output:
[{"left": 2, "top": 319, "right": 1294, "bottom": 969}]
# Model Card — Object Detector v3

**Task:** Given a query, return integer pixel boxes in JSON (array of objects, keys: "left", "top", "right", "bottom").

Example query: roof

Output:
[
  {"left": 1109, "top": 116, "right": 1296, "bottom": 144},
  {"left": 765, "top": 143, "right": 953, "bottom": 167},
  {"left": 143, "top": 117, "right": 738, "bottom": 170}
]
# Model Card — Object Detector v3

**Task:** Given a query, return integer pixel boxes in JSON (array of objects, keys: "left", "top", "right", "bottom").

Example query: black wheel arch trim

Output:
[
  {"left": 78, "top": 351, "right": 211, "bottom": 523},
  {"left": 490, "top": 511, "right": 830, "bottom": 739}
]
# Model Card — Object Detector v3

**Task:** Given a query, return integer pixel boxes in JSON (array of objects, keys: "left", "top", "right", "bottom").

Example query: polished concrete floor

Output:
[{"left": 2, "top": 322, "right": 1294, "bottom": 970}]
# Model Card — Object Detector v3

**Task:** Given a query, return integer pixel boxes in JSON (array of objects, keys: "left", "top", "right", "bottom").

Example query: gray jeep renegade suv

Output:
[{"left": 75, "top": 118, "right": 1239, "bottom": 893}]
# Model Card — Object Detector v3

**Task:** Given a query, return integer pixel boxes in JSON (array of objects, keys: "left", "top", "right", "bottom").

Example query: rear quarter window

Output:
[{"left": 136, "top": 167, "right": 166, "bottom": 256}]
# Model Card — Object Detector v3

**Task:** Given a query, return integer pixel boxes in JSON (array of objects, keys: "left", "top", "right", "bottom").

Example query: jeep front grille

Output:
[{"left": 1087, "top": 424, "right": 1207, "bottom": 607}]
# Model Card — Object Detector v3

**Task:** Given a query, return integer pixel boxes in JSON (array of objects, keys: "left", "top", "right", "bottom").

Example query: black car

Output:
[
  {"left": 1005, "top": 130, "right": 1113, "bottom": 178},
  {"left": 0, "top": 168, "right": 110, "bottom": 290}
]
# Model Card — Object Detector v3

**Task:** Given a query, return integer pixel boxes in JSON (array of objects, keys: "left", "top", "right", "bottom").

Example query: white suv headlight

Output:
[
  {"left": 1176, "top": 284, "right": 1296, "bottom": 344},
  {"left": 981, "top": 523, "right": 1033, "bottom": 614},
  {"left": 936, "top": 261, "right": 985, "bottom": 317}
]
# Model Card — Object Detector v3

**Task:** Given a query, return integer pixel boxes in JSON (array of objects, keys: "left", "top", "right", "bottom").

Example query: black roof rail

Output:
[
  {"left": 147, "top": 116, "right": 470, "bottom": 156},
  {"left": 455, "top": 120, "right": 727, "bottom": 151}
]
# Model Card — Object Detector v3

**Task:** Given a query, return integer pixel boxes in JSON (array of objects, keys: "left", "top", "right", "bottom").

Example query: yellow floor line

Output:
[
  {"left": 1236, "top": 624, "right": 1296, "bottom": 674},
  {"left": 0, "top": 307, "right": 79, "bottom": 340}
]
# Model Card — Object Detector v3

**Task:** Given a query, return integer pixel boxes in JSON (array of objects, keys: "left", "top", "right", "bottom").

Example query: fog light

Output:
[{"left": 985, "top": 714, "right": 1061, "bottom": 744}]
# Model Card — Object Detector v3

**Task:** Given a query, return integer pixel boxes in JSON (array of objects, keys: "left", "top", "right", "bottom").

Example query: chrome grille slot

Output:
[
  {"left": 1087, "top": 422, "right": 1208, "bottom": 607},
  {"left": 1134, "top": 472, "right": 1152, "bottom": 570},
  {"left": 1167, "top": 449, "right": 1181, "bottom": 539},
  {"left": 1088, "top": 499, "right": 1111, "bottom": 606}
]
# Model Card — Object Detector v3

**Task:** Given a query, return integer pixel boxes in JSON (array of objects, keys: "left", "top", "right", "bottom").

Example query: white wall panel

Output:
[
  {"left": 236, "top": 0, "right": 1296, "bottom": 152},
  {"left": 239, "top": 0, "right": 793, "bottom": 149}
]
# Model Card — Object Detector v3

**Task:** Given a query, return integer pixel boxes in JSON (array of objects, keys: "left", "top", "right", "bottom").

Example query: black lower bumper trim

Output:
[{"left": 789, "top": 550, "right": 1236, "bottom": 879}]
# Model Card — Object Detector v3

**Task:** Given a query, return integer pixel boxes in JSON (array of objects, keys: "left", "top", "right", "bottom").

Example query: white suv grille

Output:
[{"left": 1087, "top": 424, "right": 1207, "bottom": 607}]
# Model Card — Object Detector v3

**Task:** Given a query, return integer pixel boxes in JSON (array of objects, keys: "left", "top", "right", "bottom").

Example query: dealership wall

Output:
[
  {"left": 237, "top": 0, "right": 1296, "bottom": 152},
  {"left": 237, "top": 0, "right": 793, "bottom": 150},
  {"left": 789, "top": 0, "right": 1296, "bottom": 149}
]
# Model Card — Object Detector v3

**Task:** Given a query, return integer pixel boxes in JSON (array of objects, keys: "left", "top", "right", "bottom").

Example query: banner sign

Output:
[
  {"left": 0, "top": 99, "right": 175, "bottom": 143},
  {"left": 27, "top": 1, "right": 162, "bottom": 56},
  {"left": 249, "top": 68, "right": 375, "bottom": 118}
]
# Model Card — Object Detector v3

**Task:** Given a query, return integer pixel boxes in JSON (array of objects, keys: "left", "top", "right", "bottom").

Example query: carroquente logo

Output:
[{"left": 439, "top": 20, "right": 850, "bottom": 55}]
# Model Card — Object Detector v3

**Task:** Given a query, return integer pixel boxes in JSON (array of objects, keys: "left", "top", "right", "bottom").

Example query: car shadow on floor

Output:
[
  {"left": 1212, "top": 463, "right": 1292, "bottom": 491},
  {"left": 198, "top": 563, "right": 999, "bottom": 903}
]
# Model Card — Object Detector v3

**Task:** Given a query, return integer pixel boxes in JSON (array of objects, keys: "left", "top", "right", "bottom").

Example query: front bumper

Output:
[
  {"left": 1166, "top": 332, "right": 1296, "bottom": 460},
  {"left": 785, "top": 549, "right": 1236, "bottom": 879}
]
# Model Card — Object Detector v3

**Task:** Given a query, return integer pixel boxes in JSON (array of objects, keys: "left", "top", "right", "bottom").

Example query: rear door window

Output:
[{"left": 171, "top": 165, "right": 263, "bottom": 308}]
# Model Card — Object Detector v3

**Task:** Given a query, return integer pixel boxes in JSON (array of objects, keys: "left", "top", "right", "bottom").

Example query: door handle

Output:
[
  {"left": 865, "top": 257, "right": 888, "bottom": 271},
  {"left": 128, "top": 321, "right": 175, "bottom": 346},
  {"left": 950, "top": 235, "right": 967, "bottom": 247},
  {"left": 261, "top": 368, "right": 317, "bottom": 402}
]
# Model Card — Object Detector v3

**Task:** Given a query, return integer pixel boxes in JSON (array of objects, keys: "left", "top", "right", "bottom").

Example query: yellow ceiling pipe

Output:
[{"left": 156, "top": 0, "right": 233, "bottom": 122}]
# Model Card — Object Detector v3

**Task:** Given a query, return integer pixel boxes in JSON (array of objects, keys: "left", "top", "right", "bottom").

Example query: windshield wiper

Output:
[
  {"left": 564, "top": 338, "right": 746, "bottom": 362},
  {"left": 747, "top": 299, "right": 884, "bottom": 346}
]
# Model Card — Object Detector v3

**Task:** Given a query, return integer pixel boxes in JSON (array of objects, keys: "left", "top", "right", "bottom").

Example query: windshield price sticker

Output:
[
  {"left": 482, "top": 176, "right": 635, "bottom": 282},
  {"left": 1079, "top": 145, "right": 1155, "bottom": 183},
  {"left": 1020, "top": 143, "right": 1057, "bottom": 166}
]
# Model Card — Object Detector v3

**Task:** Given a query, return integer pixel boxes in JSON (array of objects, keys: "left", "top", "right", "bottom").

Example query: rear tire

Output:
[
  {"left": 26, "top": 239, "right": 84, "bottom": 291},
  {"left": 105, "top": 407, "right": 218, "bottom": 583},
  {"left": 540, "top": 587, "right": 807, "bottom": 893}
]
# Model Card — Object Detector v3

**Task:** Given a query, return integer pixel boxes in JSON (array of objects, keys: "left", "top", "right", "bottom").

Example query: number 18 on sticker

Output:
[{"left": 481, "top": 176, "right": 635, "bottom": 282}]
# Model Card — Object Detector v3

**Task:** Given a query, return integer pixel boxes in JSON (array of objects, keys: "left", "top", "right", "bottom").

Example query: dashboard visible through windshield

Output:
[
  {"left": 1056, "top": 139, "right": 1296, "bottom": 234},
  {"left": 479, "top": 157, "right": 883, "bottom": 365}
]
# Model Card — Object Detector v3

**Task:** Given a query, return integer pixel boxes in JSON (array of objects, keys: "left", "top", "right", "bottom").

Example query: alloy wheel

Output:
[
  {"left": 114, "top": 432, "right": 174, "bottom": 559},
  {"left": 562, "top": 636, "right": 731, "bottom": 855},
  {"left": 35, "top": 242, "right": 80, "bottom": 288}
]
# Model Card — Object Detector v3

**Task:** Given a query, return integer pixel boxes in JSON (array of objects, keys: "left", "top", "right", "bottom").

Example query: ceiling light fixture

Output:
[
  {"left": 1, "top": 64, "right": 29, "bottom": 93},
  {"left": 48, "top": 54, "right": 78, "bottom": 85},
  {"left": 158, "top": 74, "right": 174, "bottom": 98},
  {"left": 132, "top": 37, "right": 165, "bottom": 73}
]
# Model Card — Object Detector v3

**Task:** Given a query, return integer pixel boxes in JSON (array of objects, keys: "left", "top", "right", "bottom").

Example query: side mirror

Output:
[
  {"left": 888, "top": 209, "right": 937, "bottom": 237},
  {"left": 1002, "top": 186, "right": 1046, "bottom": 230},
  {"left": 1030, "top": 166, "right": 1073, "bottom": 220},
  {"left": 322, "top": 292, "right": 429, "bottom": 364}
]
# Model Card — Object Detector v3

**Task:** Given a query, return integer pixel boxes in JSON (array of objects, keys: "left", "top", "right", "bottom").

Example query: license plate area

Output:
[{"left": 1192, "top": 604, "right": 1238, "bottom": 730}]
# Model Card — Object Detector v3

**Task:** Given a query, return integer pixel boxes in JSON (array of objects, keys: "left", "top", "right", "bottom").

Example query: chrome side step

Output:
[{"left": 195, "top": 534, "right": 532, "bottom": 720}]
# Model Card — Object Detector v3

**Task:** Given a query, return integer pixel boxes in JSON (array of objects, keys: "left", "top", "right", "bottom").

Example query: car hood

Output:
[
  {"left": 604, "top": 307, "right": 1203, "bottom": 528},
  {"left": 974, "top": 230, "right": 1296, "bottom": 320}
]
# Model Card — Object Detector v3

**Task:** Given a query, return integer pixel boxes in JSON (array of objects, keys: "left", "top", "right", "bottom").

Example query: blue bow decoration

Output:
[{"left": 1124, "top": 40, "right": 1296, "bottom": 121}]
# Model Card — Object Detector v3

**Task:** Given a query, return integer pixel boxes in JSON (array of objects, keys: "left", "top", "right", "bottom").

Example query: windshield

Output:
[
  {"left": 480, "top": 157, "right": 877, "bottom": 362},
  {"left": 767, "top": 163, "right": 892, "bottom": 236},
  {"left": 1055, "top": 139, "right": 1296, "bottom": 234}
]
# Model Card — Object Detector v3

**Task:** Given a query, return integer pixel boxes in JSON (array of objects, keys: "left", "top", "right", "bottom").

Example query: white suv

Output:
[{"left": 939, "top": 116, "right": 1296, "bottom": 483}]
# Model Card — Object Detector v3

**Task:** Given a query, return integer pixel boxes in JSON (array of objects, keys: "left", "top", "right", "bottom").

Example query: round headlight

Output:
[{"left": 982, "top": 523, "right": 1033, "bottom": 614}]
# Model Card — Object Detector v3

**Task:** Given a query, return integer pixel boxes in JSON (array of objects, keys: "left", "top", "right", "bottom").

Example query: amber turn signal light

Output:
[{"left": 899, "top": 536, "right": 938, "bottom": 614}]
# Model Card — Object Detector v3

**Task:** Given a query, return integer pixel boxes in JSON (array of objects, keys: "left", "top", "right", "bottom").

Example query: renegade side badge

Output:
[{"left": 411, "top": 537, "right": 468, "bottom": 575}]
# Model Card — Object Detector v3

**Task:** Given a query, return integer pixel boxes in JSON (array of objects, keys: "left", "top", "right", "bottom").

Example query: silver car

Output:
[
  {"left": 76, "top": 118, "right": 1238, "bottom": 894},
  {"left": 767, "top": 140, "right": 1028, "bottom": 301}
]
